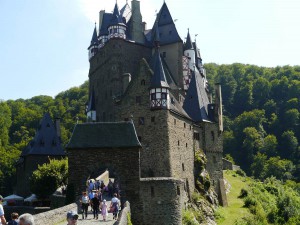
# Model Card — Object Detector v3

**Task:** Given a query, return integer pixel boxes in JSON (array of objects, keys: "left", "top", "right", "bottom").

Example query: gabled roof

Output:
[
  {"left": 184, "top": 29, "right": 193, "bottom": 51},
  {"left": 66, "top": 122, "right": 141, "bottom": 149},
  {"left": 183, "top": 70, "right": 211, "bottom": 122},
  {"left": 21, "top": 113, "right": 65, "bottom": 156},
  {"left": 151, "top": 2, "right": 182, "bottom": 45},
  {"left": 150, "top": 48, "right": 170, "bottom": 89},
  {"left": 87, "top": 90, "right": 96, "bottom": 111}
]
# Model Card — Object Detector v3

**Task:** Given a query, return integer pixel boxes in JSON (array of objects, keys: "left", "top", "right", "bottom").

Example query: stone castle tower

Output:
[{"left": 69, "top": 1, "right": 225, "bottom": 224}]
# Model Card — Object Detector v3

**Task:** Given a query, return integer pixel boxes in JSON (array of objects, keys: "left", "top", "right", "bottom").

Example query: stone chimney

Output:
[
  {"left": 99, "top": 10, "right": 105, "bottom": 32},
  {"left": 123, "top": 73, "right": 131, "bottom": 93}
]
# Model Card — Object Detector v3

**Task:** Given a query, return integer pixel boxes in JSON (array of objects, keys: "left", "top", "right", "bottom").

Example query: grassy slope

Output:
[{"left": 216, "top": 170, "right": 251, "bottom": 225}]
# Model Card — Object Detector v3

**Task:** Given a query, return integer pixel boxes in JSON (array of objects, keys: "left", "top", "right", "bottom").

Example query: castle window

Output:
[
  {"left": 177, "top": 186, "right": 180, "bottom": 196},
  {"left": 124, "top": 118, "right": 129, "bottom": 121},
  {"left": 138, "top": 136, "right": 142, "bottom": 142},
  {"left": 151, "top": 116, "right": 155, "bottom": 122},
  {"left": 184, "top": 123, "right": 186, "bottom": 128},
  {"left": 211, "top": 131, "right": 215, "bottom": 142},
  {"left": 182, "top": 163, "right": 185, "bottom": 171},
  {"left": 139, "top": 117, "right": 145, "bottom": 125},
  {"left": 178, "top": 140, "right": 180, "bottom": 146},
  {"left": 190, "top": 125, "right": 192, "bottom": 130},
  {"left": 174, "top": 119, "right": 176, "bottom": 125},
  {"left": 193, "top": 132, "right": 200, "bottom": 140},
  {"left": 141, "top": 79, "right": 146, "bottom": 85},
  {"left": 151, "top": 186, "right": 155, "bottom": 197},
  {"left": 186, "top": 143, "right": 188, "bottom": 147},
  {"left": 136, "top": 96, "right": 141, "bottom": 104}
]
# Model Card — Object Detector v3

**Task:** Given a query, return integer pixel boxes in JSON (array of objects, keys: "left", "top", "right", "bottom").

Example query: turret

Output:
[
  {"left": 88, "top": 25, "right": 99, "bottom": 60},
  {"left": 108, "top": 2, "right": 127, "bottom": 40},
  {"left": 87, "top": 90, "right": 96, "bottom": 122},
  {"left": 150, "top": 24, "right": 170, "bottom": 109},
  {"left": 184, "top": 29, "right": 196, "bottom": 71}
]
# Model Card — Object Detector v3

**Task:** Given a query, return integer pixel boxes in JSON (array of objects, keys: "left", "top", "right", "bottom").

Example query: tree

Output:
[
  {"left": 262, "top": 134, "right": 278, "bottom": 157},
  {"left": 30, "top": 158, "right": 68, "bottom": 198},
  {"left": 0, "top": 101, "right": 12, "bottom": 147},
  {"left": 280, "top": 130, "right": 298, "bottom": 160}
]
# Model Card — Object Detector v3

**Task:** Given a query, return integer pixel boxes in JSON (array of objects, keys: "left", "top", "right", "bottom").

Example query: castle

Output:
[{"left": 66, "top": 1, "right": 225, "bottom": 224}]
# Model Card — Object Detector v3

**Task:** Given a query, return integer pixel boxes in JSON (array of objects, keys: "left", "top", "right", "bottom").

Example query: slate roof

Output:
[
  {"left": 89, "top": 26, "right": 98, "bottom": 48},
  {"left": 110, "top": 3, "right": 125, "bottom": 26},
  {"left": 150, "top": 2, "right": 182, "bottom": 45},
  {"left": 184, "top": 29, "right": 193, "bottom": 51},
  {"left": 149, "top": 48, "right": 170, "bottom": 89},
  {"left": 21, "top": 113, "right": 65, "bottom": 156},
  {"left": 66, "top": 122, "right": 141, "bottom": 149},
  {"left": 99, "top": 13, "right": 113, "bottom": 36},
  {"left": 183, "top": 70, "right": 211, "bottom": 122}
]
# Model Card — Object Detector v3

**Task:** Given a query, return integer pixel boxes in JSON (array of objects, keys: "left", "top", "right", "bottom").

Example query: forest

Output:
[{"left": 0, "top": 63, "right": 299, "bottom": 196}]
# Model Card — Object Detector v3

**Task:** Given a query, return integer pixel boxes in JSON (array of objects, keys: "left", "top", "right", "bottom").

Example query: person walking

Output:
[
  {"left": 66, "top": 211, "right": 78, "bottom": 225},
  {"left": 80, "top": 192, "right": 89, "bottom": 219},
  {"left": 110, "top": 193, "right": 120, "bottom": 220},
  {"left": 18, "top": 213, "right": 35, "bottom": 225},
  {"left": 0, "top": 195, "right": 6, "bottom": 225},
  {"left": 100, "top": 199, "right": 108, "bottom": 221},
  {"left": 91, "top": 193, "right": 100, "bottom": 219}
]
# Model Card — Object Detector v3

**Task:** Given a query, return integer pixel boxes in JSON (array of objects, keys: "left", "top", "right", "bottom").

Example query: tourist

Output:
[
  {"left": 80, "top": 192, "right": 89, "bottom": 219},
  {"left": 88, "top": 180, "right": 94, "bottom": 192},
  {"left": 91, "top": 193, "right": 100, "bottom": 219},
  {"left": 100, "top": 199, "right": 108, "bottom": 221},
  {"left": 110, "top": 193, "right": 120, "bottom": 220},
  {"left": 18, "top": 213, "right": 35, "bottom": 225},
  {"left": 0, "top": 195, "right": 6, "bottom": 225},
  {"left": 7, "top": 212, "right": 19, "bottom": 225},
  {"left": 66, "top": 211, "right": 78, "bottom": 225},
  {"left": 108, "top": 179, "right": 114, "bottom": 197}
]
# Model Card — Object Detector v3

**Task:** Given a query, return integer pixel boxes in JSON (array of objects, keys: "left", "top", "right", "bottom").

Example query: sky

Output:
[{"left": 0, "top": 0, "right": 299, "bottom": 101}]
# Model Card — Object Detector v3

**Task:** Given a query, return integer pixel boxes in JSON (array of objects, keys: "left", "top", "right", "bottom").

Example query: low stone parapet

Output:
[
  {"left": 33, "top": 203, "right": 77, "bottom": 225},
  {"left": 116, "top": 201, "right": 131, "bottom": 225}
]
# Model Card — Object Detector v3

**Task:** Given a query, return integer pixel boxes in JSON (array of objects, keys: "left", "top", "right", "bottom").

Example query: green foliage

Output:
[
  {"left": 182, "top": 210, "right": 200, "bottom": 225},
  {"left": 205, "top": 63, "right": 299, "bottom": 180},
  {"left": 240, "top": 177, "right": 300, "bottom": 224},
  {"left": 127, "top": 212, "right": 133, "bottom": 225},
  {"left": 30, "top": 158, "right": 68, "bottom": 198}
]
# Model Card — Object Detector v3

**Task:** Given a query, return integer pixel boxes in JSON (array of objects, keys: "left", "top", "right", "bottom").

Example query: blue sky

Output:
[{"left": 1, "top": 0, "right": 299, "bottom": 100}]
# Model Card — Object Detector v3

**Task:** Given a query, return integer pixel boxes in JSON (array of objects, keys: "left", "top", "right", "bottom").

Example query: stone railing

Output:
[
  {"left": 116, "top": 201, "right": 131, "bottom": 225},
  {"left": 33, "top": 203, "right": 77, "bottom": 225}
]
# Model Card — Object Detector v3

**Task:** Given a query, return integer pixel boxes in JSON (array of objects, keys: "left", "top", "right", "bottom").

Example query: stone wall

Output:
[
  {"left": 67, "top": 147, "right": 141, "bottom": 224},
  {"left": 33, "top": 203, "right": 77, "bottom": 225},
  {"left": 222, "top": 158, "right": 233, "bottom": 170},
  {"left": 117, "top": 59, "right": 172, "bottom": 178},
  {"left": 168, "top": 112, "right": 194, "bottom": 199},
  {"left": 139, "top": 178, "right": 184, "bottom": 225},
  {"left": 116, "top": 201, "right": 131, "bottom": 225},
  {"left": 89, "top": 38, "right": 152, "bottom": 122},
  {"left": 3, "top": 206, "right": 50, "bottom": 221}
]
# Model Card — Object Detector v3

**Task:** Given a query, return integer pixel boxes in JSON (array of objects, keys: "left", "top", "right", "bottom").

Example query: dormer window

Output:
[{"left": 150, "top": 88, "right": 169, "bottom": 109}]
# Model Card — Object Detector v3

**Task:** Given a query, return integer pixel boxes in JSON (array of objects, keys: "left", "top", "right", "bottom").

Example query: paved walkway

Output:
[{"left": 76, "top": 199, "right": 117, "bottom": 225}]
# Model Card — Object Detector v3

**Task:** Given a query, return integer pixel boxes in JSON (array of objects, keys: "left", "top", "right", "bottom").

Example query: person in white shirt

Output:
[
  {"left": 0, "top": 195, "right": 6, "bottom": 225},
  {"left": 80, "top": 192, "right": 89, "bottom": 219}
]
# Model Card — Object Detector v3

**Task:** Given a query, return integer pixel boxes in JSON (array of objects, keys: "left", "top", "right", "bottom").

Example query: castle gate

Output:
[{"left": 66, "top": 122, "right": 142, "bottom": 222}]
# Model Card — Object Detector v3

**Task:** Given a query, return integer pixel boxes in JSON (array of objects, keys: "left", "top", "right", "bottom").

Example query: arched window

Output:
[{"left": 141, "top": 79, "right": 146, "bottom": 85}]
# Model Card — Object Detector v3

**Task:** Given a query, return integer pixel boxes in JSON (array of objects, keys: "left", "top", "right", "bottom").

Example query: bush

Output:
[
  {"left": 244, "top": 196, "right": 256, "bottom": 207},
  {"left": 236, "top": 169, "right": 246, "bottom": 177},
  {"left": 30, "top": 158, "right": 68, "bottom": 198},
  {"left": 239, "top": 188, "right": 248, "bottom": 198},
  {"left": 182, "top": 210, "right": 200, "bottom": 225}
]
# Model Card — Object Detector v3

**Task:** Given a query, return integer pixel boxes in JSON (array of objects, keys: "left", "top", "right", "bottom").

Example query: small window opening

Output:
[
  {"left": 182, "top": 163, "right": 185, "bottom": 171},
  {"left": 211, "top": 131, "right": 215, "bottom": 142},
  {"left": 178, "top": 140, "right": 180, "bottom": 146},
  {"left": 151, "top": 186, "right": 155, "bottom": 197},
  {"left": 177, "top": 186, "right": 180, "bottom": 195},
  {"left": 141, "top": 79, "right": 146, "bottom": 85},
  {"left": 151, "top": 116, "right": 155, "bottom": 122}
]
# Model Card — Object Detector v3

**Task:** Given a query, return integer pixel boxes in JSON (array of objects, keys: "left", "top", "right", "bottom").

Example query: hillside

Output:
[{"left": 216, "top": 170, "right": 300, "bottom": 225}]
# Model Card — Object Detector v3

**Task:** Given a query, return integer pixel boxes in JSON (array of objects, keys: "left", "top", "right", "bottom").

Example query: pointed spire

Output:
[
  {"left": 150, "top": 48, "right": 169, "bottom": 89},
  {"left": 90, "top": 25, "right": 98, "bottom": 46},
  {"left": 184, "top": 28, "right": 193, "bottom": 51}
]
